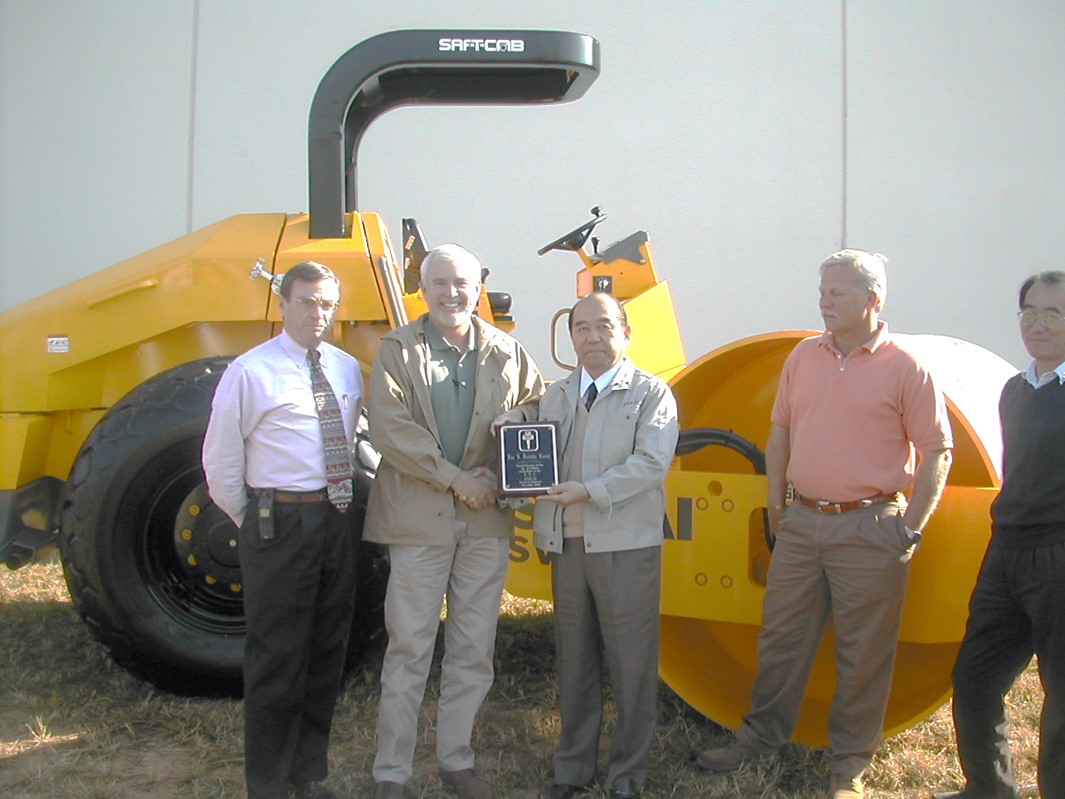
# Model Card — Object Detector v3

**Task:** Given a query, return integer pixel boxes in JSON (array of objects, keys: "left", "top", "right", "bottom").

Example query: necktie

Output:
[
  {"left": 584, "top": 382, "right": 598, "bottom": 411},
  {"left": 307, "top": 348, "right": 353, "bottom": 511}
]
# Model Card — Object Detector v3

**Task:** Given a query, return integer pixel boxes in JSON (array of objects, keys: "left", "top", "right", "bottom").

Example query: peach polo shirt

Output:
[{"left": 770, "top": 322, "right": 953, "bottom": 502}]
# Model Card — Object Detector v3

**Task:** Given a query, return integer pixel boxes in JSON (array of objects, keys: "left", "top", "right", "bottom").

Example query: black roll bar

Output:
[{"left": 307, "top": 29, "right": 601, "bottom": 238}]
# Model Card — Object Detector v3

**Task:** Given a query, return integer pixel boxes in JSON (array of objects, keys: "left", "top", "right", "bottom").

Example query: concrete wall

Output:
[{"left": 2, "top": 0, "right": 1063, "bottom": 374}]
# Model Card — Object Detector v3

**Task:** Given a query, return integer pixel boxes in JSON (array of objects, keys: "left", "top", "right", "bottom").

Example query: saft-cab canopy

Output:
[{"left": 307, "top": 29, "right": 601, "bottom": 237}]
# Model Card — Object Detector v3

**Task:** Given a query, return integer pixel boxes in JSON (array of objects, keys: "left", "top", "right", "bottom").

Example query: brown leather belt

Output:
[
  {"left": 250, "top": 487, "right": 329, "bottom": 504},
  {"left": 796, "top": 491, "right": 900, "bottom": 515}
]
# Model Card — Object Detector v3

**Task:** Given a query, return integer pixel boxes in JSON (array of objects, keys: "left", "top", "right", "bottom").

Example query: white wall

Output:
[{"left": 2, "top": 0, "right": 1063, "bottom": 375}]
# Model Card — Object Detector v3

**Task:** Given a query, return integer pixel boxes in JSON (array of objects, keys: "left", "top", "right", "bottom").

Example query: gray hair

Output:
[
  {"left": 819, "top": 249, "right": 888, "bottom": 306},
  {"left": 419, "top": 244, "right": 482, "bottom": 285},
  {"left": 278, "top": 261, "right": 339, "bottom": 299}
]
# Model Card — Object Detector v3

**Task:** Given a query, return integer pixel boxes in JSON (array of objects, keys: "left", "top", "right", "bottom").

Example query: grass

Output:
[{"left": 0, "top": 557, "right": 1043, "bottom": 799}]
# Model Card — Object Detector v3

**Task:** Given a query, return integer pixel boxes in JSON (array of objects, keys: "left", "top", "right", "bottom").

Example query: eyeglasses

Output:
[
  {"left": 1017, "top": 309, "right": 1065, "bottom": 328},
  {"left": 293, "top": 296, "right": 339, "bottom": 313}
]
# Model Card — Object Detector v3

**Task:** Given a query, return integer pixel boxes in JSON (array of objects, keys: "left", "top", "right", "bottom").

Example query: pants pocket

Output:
[{"left": 856, "top": 507, "right": 911, "bottom": 554}]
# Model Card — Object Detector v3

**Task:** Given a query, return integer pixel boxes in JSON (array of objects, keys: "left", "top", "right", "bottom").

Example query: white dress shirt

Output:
[
  {"left": 1021, "top": 358, "right": 1065, "bottom": 388},
  {"left": 578, "top": 359, "right": 625, "bottom": 400},
  {"left": 203, "top": 331, "right": 364, "bottom": 525}
]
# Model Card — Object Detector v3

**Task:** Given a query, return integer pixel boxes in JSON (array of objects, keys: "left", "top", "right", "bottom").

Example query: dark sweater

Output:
[{"left": 990, "top": 373, "right": 1065, "bottom": 549}]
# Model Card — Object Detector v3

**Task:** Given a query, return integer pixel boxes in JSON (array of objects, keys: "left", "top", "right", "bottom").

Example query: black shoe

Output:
[
  {"left": 290, "top": 782, "right": 340, "bottom": 799},
  {"left": 609, "top": 777, "right": 641, "bottom": 798},
  {"left": 537, "top": 782, "right": 588, "bottom": 799}
]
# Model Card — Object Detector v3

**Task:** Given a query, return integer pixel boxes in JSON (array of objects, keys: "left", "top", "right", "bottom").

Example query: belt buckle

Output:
[{"left": 816, "top": 500, "right": 842, "bottom": 514}]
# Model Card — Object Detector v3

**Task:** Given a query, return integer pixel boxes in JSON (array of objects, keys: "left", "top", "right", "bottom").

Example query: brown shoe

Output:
[
  {"left": 440, "top": 768, "right": 495, "bottom": 799},
  {"left": 829, "top": 773, "right": 864, "bottom": 799},
  {"left": 692, "top": 738, "right": 773, "bottom": 773},
  {"left": 374, "top": 781, "right": 408, "bottom": 799}
]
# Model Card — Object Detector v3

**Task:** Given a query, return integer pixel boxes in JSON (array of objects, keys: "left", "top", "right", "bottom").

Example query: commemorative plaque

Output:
[{"left": 497, "top": 422, "right": 560, "bottom": 497}]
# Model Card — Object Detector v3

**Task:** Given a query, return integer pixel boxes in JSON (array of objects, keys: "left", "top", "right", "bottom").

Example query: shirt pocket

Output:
[{"left": 274, "top": 385, "right": 317, "bottom": 419}]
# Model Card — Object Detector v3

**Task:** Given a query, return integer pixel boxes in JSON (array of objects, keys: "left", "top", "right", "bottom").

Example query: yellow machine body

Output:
[{"left": 0, "top": 211, "right": 404, "bottom": 496}]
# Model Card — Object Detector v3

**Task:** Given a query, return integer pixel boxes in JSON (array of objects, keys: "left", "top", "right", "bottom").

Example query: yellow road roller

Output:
[{"left": 0, "top": 30, "right": 1014, "bottom": 746}]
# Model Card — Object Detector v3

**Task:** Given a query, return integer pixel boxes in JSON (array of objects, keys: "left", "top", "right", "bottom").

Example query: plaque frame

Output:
[{"left": 497, "top": 421, "right": 560, "bottom": 498}]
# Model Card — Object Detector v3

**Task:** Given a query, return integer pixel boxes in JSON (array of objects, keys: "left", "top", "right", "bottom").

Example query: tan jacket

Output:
[{"left": 364, "top": 315, "right": 544, "bottom": 545}]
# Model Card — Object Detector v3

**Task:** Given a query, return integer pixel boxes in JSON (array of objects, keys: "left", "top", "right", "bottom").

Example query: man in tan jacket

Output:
[{"left": 366, "top": 244, "right": 544, "bottom": 799}]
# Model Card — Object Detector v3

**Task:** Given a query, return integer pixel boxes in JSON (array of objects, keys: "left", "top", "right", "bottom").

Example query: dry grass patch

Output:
[{"left": 1, "top": 558, "right": 1043, "bottom": 798}]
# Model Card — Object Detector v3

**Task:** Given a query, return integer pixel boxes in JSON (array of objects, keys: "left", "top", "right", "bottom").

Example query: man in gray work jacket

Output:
[{"left": 525, "top": 292, "right": 679, "bottom": 799}]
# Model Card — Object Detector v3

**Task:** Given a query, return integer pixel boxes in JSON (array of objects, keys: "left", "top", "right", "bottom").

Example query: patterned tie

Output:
[
  {"left": 584, "top": 382, "right": 598, "bottom": 411},
  {"left": 307, "top": 348, "right": 353, "bottom": 511}
]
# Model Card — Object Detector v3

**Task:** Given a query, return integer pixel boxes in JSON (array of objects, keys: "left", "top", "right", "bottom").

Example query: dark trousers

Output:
[
  {"left": 950, "top": 541, "right": 1065, "bottom": 799},
  {"left": 239, "top": 500, "right": 356, "bottom": 799},
  {"left": 550, "top": 539, "right": 661, "bottom": 792}
]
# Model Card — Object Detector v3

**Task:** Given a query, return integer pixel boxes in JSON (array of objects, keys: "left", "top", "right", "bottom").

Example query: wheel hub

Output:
[{"left": 173, "top": 483, "right": 243, "bottom": 596}]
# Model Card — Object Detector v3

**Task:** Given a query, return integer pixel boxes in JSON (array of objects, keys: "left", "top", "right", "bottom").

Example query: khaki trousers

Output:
[
  {"left": 372, "top": 534, "right": 510, "bottom": 784},
  {"left": 736, "top": 501, "right": 912, "bottom": 777}
]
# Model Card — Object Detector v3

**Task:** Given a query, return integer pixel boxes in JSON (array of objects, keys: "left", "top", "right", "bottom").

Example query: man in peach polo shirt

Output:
[{"left": 694, "top": 250, "right": 954, "bottom": 799}]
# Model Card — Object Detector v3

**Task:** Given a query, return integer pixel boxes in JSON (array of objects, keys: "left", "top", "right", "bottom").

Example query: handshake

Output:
[{"left": 450, "top": 466, "right": 499, "bottom": 510}]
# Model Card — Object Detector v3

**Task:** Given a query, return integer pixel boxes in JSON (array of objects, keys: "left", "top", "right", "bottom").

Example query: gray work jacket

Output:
[{"left": 532, "top": 358, "right": 679, "bottom": 554}]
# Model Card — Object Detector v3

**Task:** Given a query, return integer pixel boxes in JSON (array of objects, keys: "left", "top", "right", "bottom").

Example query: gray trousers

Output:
[
  {"left": 551, "top": 539, "right": 661, "bottom": 791},
  {"left": 737, "top": 502, "right": 911, "bottom": 777}
]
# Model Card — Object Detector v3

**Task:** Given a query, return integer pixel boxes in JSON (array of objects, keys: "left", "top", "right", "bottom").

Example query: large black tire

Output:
[{"left": 59, "top": 358, "right": 387, "bottom": 696}]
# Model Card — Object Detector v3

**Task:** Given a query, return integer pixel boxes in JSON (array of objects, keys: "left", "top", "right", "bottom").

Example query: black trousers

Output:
[
  {"left": 950, "top": 541, "right": 1065, "bottom": 799},
  {"left": 239, "top": 500, "right": 356, "bottom": 799}
]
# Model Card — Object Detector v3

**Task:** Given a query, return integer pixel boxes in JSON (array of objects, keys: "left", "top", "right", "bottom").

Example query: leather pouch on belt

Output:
[{"left": 257, "top": 488, "right": 275, "bottom": 540}]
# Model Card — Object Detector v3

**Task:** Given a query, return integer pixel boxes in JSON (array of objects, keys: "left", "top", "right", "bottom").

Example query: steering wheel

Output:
[{"left": 537, "top": 207, "right": 606, "bottom": 255}]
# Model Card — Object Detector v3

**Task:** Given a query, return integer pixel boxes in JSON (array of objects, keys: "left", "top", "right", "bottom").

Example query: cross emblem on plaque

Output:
[{"left": 519, "top": 429, "right": 539, "bottom": 451}]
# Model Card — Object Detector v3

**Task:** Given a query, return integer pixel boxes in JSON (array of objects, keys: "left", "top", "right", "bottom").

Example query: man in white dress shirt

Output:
[{"left": 203, "top": 261, "right": 363, "bottom": 799}]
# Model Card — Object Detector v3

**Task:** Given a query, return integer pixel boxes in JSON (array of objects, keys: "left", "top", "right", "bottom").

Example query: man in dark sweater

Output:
[{"left": 934, "top": 271, "right": 1065, "bottom": 799}]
